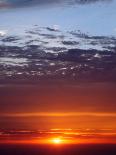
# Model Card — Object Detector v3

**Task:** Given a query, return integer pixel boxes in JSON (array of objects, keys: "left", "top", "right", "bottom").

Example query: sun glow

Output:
[{"left": 52, "top": 138, "right": 62, "bottom": 144}]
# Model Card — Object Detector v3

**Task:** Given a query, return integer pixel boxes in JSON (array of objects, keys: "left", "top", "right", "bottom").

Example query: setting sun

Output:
[{"left": 52, "top": 138, "right": 62, "bottom": 144}]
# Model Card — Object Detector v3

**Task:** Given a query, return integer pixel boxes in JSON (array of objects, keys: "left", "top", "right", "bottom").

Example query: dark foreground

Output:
[{"left": 0, "top": 144, "right": 116, "bottom": 155}]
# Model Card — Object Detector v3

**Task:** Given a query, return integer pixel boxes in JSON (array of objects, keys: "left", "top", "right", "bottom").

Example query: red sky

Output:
[{"left": 0, "top": 83, "right": 116, "bottom": 130}]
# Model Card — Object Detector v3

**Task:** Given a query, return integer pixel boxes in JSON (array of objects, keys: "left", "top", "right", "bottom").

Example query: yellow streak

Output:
[{"left": 1, "top": 112, "right": 116, "bottom": 117}]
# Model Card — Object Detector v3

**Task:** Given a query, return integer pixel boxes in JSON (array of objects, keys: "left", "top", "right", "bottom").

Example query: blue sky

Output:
[{"left": 0, "top": 0, "right": 116, "bottom": 36}]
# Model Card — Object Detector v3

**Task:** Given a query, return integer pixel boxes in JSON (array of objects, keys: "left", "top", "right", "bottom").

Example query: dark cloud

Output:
[
  {"left": 0, "top": 0, "right": 10, "bottom": 8},
  {"left": 0, "top": 0, "right": 112, "bottom": 9},
  {"left": 2, "top": 36, "right": 20, "bottom": 42},
  {"left": 0, "top": 26, "right": 116, "bottom": 84}
]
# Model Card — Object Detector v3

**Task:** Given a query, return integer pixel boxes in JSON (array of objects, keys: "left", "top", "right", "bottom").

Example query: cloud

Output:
[
  {"left": 0, "top": 30, "right": 7, "bottom": 36},
  {"left": 0, "top": 0, "right": 10, "bottom": 8},
  {"left": 47, "top": 25, "right": 60, "bottom": 32},
  {"left": 0, "top": 0, "right": 112, "bottom": 9},
  {"left": 1, "top": 112, "right": 116, "bottom": 117}
]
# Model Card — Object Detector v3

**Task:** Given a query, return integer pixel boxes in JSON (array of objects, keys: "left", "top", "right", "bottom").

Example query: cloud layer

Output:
[{"left": 0, "top": 0, "right": 112, "bottom": 9}]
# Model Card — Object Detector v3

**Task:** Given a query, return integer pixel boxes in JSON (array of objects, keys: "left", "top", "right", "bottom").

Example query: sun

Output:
[{"left": 52, "top": 138, "right": 62, "bottom": 144}]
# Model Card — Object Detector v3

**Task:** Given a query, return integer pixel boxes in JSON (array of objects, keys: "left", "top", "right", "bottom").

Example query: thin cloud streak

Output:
[{"left": 1, "top": 112, "right": 116, "bottom": 117}]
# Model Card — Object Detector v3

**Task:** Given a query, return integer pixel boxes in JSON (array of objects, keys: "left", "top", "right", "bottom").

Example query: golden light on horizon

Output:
[
  {"left": 46, "top": 136, "right": 75, "bottom": 145},
  {"left": 52, "top": 138, "right": 62, "bottom": 144}
]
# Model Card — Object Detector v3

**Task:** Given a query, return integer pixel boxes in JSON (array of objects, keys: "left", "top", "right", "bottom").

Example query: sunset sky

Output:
[{"left": 0, "top": 0, "right": 116, "bottom": 144}]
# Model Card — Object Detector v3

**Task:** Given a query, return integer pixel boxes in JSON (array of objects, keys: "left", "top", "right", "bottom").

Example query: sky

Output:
[
  {"left": 0, "top": 0, "right": 116, "bottom": 143},
  {"left": 0, "top": 0, "right": 116, "bottom": 36},
  {"left": 0, "top": 83, "right": 116, "bottom": 130}
]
